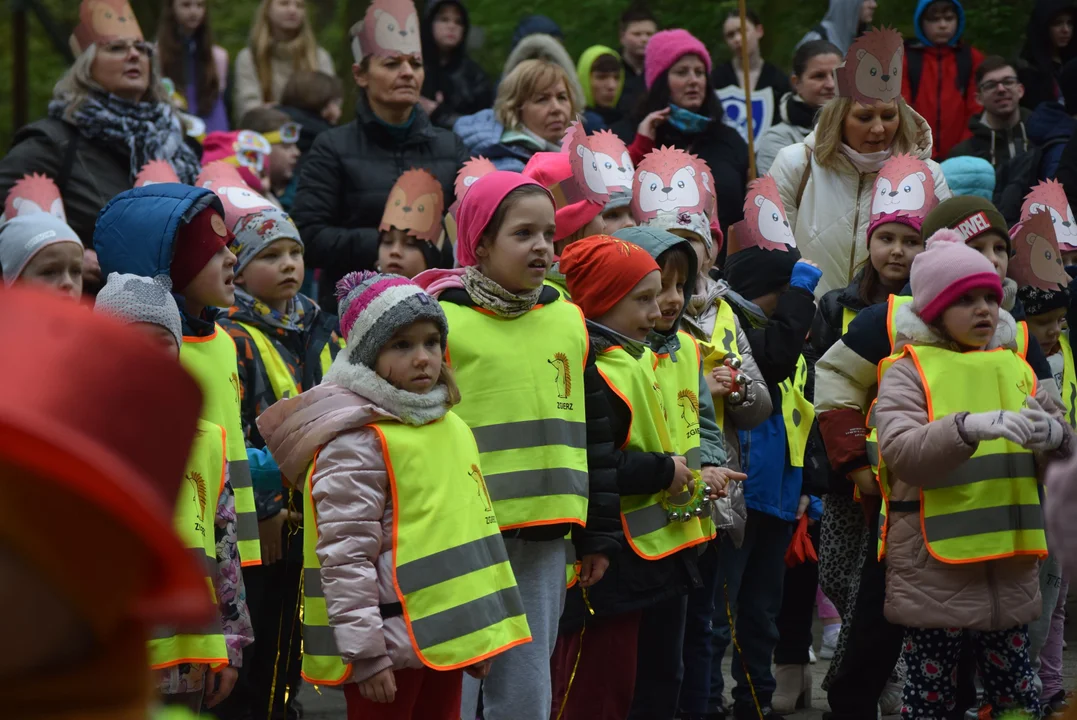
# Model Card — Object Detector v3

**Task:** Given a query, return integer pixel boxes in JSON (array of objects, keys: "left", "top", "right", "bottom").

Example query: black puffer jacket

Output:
[
  {"left": 291, "top": 96, "right": 469, "bottom": 311},
  {"left": 419, "top": 0, "right": 494, "bottom": 131}
]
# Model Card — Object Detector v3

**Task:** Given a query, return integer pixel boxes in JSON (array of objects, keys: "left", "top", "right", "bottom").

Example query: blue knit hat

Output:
[{"left": 938, "top": 156, "right": 995, "bottom": 201}]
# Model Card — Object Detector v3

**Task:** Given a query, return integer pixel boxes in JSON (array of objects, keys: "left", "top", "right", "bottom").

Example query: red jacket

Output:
[{"left": 901, "top": 44, "right": 984, "bottom": 160}]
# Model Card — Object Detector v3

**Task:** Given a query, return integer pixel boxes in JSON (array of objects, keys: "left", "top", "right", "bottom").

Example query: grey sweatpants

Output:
[{"left": 460, "top": 537, "right": 568, "bottom": 720}]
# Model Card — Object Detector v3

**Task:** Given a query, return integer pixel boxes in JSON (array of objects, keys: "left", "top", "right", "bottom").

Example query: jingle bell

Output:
[
  {"left": 726, "top": 356, "right": 743, "bottom": 370},
  {"left": 667, "top": 510, "right": 680, "bottom": 523},
  {"left": 729, "top": 390, "right": 743, "bottom": 403},
  {"left": 735, "top": 373, "right": 748, "bottom": 386}
]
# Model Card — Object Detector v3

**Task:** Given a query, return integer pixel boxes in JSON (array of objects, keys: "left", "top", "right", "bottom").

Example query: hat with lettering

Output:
[
  {"left": 921, "top": 196, "right": 1011, "bottom": 252},
  {"left": 0, "top": 214, "right": 83, "bottom": 285}
]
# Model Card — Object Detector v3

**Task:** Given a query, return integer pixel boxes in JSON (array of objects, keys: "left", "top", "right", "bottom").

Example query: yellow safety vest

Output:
[
  {"left": 779, "top": 355, "right": 815, "bottom": 468},
  {"left": 878, "top": 344, "right": 1046, "bottom": 564},
  {"left": 1059, "top": 335, "right": 1077, "bottom": 429},
  {"left": 301, "top": 413, "right": 532, "bottom": 683},
  {"left": 233, "top": 321, "right": 341, "bottom": 401},
  {"left": 181, "top": 325, "right": 260, "bottom": 566},
  {"left": 842, "top": 307, "right": 856, "bottom": 335},
  {"left": 442, "top": 300, "right": 590, "bottom": 530},
  {"left": 544, "top": 273, "right": 572, "bottom": 301},
  {"left": 148, "top": 419, "right": 229, "bottom": 670},
  {"left": 598, "top": 345, "right": 710, "bottom": 560},
  {"left": 653, "top": 331, "right": 716, "bottom": 539},
  {"left": 700, "top": 298, "right": 741, "bottom": 431}
]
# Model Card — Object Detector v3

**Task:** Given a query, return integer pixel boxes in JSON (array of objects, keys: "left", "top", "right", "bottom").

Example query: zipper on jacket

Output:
[{"left": 849, "top": 174, "right": 866, "bottom": 283}]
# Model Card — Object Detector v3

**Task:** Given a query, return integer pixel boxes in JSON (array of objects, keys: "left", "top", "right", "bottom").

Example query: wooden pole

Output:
[
  {"left": 737, "top": 0, "right": 757, "bottom": 180},
  {"left": 13, "top": 1, "right": 28, "bottom": 131}
]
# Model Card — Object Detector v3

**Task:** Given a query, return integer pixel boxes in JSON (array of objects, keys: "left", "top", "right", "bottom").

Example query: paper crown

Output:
[
  {"left": 836, "top": 27, "right": 904, "bottom": 105},
  {"left": 197, "top": 161, "right": 277, "bottom": 233},
  {"left": 1022, "top": 179, "right": 1077, "bottom": 250},
  {"left": 726, "top": 175, "right": 795, "bottom": 254},
  {"left": 71, "top": 0, "right": 143, "bottom": 56},
  {"left": 2, "top": 173, "right": 66, "bottom": 222},
  {"left": 134, "top": 160, "right": 181, "bottom": 188},
  {"left": 445, "top": 157, "right": 498, "bottom": 246},
  {"left": 578, "top": 129, "right": 634, "bottom": 196},
  {"left": 553, "top": 121, "right": 611, "bottom": 208},
  {"left": 353, "top": 0, "right": 421, "bottom": 60},
  {"left": 1009, "top": 212, "right": 1071, "bottom": 292},
  {"left": 869, "top": 154, "right": 938, "bottom": 225},
  {"left": 631, "top": 145, "right": 709, "bottom": 224},
  {"left": 380, "top": 169, "right": 445, "bottom": 245}
]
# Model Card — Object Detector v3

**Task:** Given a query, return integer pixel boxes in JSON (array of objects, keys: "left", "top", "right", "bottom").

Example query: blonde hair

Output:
[
  {"left": 249, "top": 0, "right": 320, "bottom": 104},
  {"left": 53, "top": 45, "right": 169, "bottom": 121},
  {"left": 494, "top": 59, "right": 579, "bottom": 132},
  {"left": 813, "top": 97, "right": 922, "bottom": 170},
  {"left": 439, "top": 362, "right": 462, "bottom": 405}
]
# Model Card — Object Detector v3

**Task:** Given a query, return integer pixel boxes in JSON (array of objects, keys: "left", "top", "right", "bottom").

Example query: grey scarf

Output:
[{"left": 462, "top": 266, "right": 542, "bottom": 318}]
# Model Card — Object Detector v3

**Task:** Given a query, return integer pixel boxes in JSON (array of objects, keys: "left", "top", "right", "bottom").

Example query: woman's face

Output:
[
  {"left": 92, "top": 40, "right": 152, "bottom": 102},
  {"left": 1051, "top": 12, "right": 1074, "bottom": 51},
  {"left": 860, "top": 0, "right": 878, "bottom": 23},
  {"left": 268, "top": 0, "right": 305, "bottom": 35},
  {"left": 173, "top": 0, "right": 206, "bottom": 34},
  {"left": 793, "top": 53, "right": 842, "bottom": 108},
  {"left": 667, "top": 54, "right": 708, "bottom": 110},
  {"left": 432, "top": 4, "right": 465, "bottom": 53},
  {"left": 842, "top": 100, "right": 900, "bottom": 153},
  {"left": 357, "top": 55, "right": 425, "bottom": 109},
  {"left": 518, "top": 78, "right": 571, "bottom": 144}
]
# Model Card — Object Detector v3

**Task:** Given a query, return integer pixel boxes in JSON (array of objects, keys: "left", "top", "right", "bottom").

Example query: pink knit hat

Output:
[
  {"left": 866, "top": 212, "right": 925, "bottom": 245},
  {"left": 911, "top": 228, "right": 1003, "bottom": 324},
  {"left": 522, "top": 152, "right": 604, "bottom": 242},
  {"left": 645, "top": 29, "right": 713, "bottom": 90},
  {"left": 455, "top": 171, "right": 554, "bottom": 267}
]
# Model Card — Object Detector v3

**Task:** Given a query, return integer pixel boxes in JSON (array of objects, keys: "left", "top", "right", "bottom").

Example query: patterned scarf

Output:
[
  {"left": 231, "top": 287, "right": 312, "bottom": 334},
  {"left": 462, "top": 266, "right": 541, "bottom": 318},
  {"left": 49, "top": 92, "right": 201, "bottom": 184}
]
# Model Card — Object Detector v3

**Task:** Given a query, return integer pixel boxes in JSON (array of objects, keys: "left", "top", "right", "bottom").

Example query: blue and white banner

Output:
[{"left": 716, "top": 85, "right": 775, "bottom": 143}]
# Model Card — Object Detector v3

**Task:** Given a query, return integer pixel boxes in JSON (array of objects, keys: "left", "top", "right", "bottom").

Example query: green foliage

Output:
[{"left": 0, "top": 0, "right": 1039, "bottom": 149}]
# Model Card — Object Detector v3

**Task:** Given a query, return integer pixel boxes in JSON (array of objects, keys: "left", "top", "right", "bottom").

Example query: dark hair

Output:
[
  {"left": 792, "top": 39, "right": 842, "bottom": 78},
  {"left": 656, "top": 244, "right": 696, "bottom": 297},
  {"left": 591, "top": 53, "right": 623, "bottom": 75},
  {"left": 921, "top": 0, "right": 958, "bottom": 19},
  {"left": 156, "top": 0, "right": 220, "bottom": 116},
  {"left": 281, "top": 70, "right": 344, "bottom": 115},
  {"left": 974, "top": 55, "right": 1017, "bottom": 86},
  {"left": 855, "top": 258, "right": 886, "bottom": 306},
  {"left": 724, "top": 8, "right": 762, "bottom": 27},
  {"left": 239, "top": 107, "right": 292, "bottom": 134},
  {"left": 480, "top": 185, "right": 552, "bottom": 245},
  {"left": 635, "top": 63, "right": 724, "bottom": 127},
  {"left": 620, "top": 2, "right": 657, "bottom": 32}
]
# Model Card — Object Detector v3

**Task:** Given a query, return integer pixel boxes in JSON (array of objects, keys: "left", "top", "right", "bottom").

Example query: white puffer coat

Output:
[{"left": 769, "top": 109, "right": 951, "bottom": 296}]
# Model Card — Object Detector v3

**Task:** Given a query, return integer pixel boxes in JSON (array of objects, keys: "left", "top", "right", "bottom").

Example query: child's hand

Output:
[
  {"left": 848, "top": 468, "right": 880, "bottom": 498},
  {"left": 1020, "top": 396, "right": 1065, "bottom": 451},
  {"left": 465, "top": 659, "right": 493, "bottom": 679},
  {"left": 259, "top": 509, "right": 301, "bottom": 565},
  {"left": 709, "top": 366, "right": 735, "bottom": 397},
  {"left": 358, "top": 668, "right": 397, "bottom": 704},
  {"left": 962, "top": 410, "right": 1034, "bottom": 445},
  {"left": 579, "top": 553, "right": 610, "bottom": 588},
  {"left": 205, "top": 667, "right": 238, "bottom": 708},
  {"left": 702, "top": 467, "right": 746, "bottom": 499},
  {"left": 669, "top": 455, "right": 694, "bottom": 494}
]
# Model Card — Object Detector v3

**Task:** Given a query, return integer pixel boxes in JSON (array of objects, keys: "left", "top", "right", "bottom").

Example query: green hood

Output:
[
  {"left": 577, "top": 45, "right": 624, "bottom": 109},
  {"left": 614, "top": 226, "right": 698, "bottom": 353}
]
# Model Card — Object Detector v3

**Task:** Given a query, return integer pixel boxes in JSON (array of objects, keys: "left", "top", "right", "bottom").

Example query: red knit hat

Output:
[
  {"left": 170, "top": 207, "right": 233, "bottom": 292},
  {"left": 523, "top": 152, "right": 604, "bottom": 242},
  {"left": 560, "top": 235, "right": 660, "bottom": 319}
]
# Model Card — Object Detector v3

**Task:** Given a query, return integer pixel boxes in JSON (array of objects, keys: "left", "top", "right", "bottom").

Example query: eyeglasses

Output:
[
  {"left": 100, "top": 40, "right": 155, "bottom": 58},
  {"left": 263, "top": 122, "right": 302, "bottom": 145},
  {"left": 978, "top": 77, "right": 1019, "bottom": 93}
]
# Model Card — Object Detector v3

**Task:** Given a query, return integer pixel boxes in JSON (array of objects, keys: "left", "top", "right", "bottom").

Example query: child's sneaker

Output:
[
  {"left": 819, "top": 623, "right": 840, "bottom": 659},
  {"left": 878, "top": 659, "right": 906, "bottom": 716},
  {"left": 809, "top": 646, "right": 817, "bottom": 663}
]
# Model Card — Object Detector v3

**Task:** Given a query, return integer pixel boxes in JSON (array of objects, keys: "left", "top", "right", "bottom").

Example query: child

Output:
[
  {"left": 202, "top": 130, "right": 274, "bottom": 198},
  {"left": 280, "top": 70, "right": 345, "bottom": 156},
  {"left": 239, "top": 106, "right": 302, "bottom": 206},
  {"left": 413, "top": 172, "right": 620, "bottom": 720},
  {"left": 156, "top": 0, "right": 230, "bottom": 134},
  {"left": 95, "top": 271, "right": 254, "bottom": 712},
  {"left": 874, "top": 228, "right": 1072, "bottom": 720},
  {"left": 901, "top": 0, "right": 985, "bottom": 159},
  {"left": 376, "top": 169, "right": 452, "bottom": 278},
  {"left": 0, "top": 214, "right": 83, "bottom": 298},
  {"left": 577, "top": 46, "right": 624, "bottom": 131},
  {"left": 94, "top": 185, "right": 262, "bottom": 571},
  {"left": 257, "top": 271, "right": 530, "bottom": 720},
  {"left": 589, "top": 128, "right": 638, "bottom": 233}
]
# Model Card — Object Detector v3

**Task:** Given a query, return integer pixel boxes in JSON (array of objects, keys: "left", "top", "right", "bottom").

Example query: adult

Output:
[
  {"left": 756, "top": 40, "right": 843, "bottom": 173},
  {"left": 418, "top": 0, "right": 493, "bottom": 131},
  {"left": 291, "top": 0, "right": 467, "bottom": 312},
  {"left": 1017, "top": 0, "right": 1077, "bottom": 110},
  {"left": 616, "top": 3, "right": 659, "bottom": 116},
  {"left": 499, "top": 28, "right": 585, "bottom": 108},
  {"left": 712, "top": 9, "right": 792, "bottom": 145},
  {"left": 949, "top": 56, "right": 1031, "bottom": 170},
  {"left": 233, "top": 0, "right": 335, "bottom": 122},
  {"left": 613, "top": 29, "right": 750, "bottom": 240},
  {"left": 156, "top": 0, "right": 230, "bottom": 133},
  {"left": 0, "top": 0, "right": 199, "bottom": 289},
  {"left": 797, "top": 0, "right": 877, "bottom": 54},
  {"left": 454, "top": 59, "right": 577, "bottom": 172}
]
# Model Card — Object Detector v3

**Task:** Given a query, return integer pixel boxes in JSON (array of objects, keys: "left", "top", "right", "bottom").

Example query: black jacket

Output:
[
  {"left": 948, "top": 109, "right": 1032, "bottom": 170},
  {"left": 291, "top": 96, "right": 469, "bottom": 311},
  {"left": 1018, "top": 0, "right": 1077, "bottom": 109},
  {"left": 617, "top": 57, "right": 647, "bottom": 117},
  {"left": 1057, "top": 132, "right": 1077, "bottom": 213},
  {"left": 419, "top": 0, "right": 494, "bottom": 131}
]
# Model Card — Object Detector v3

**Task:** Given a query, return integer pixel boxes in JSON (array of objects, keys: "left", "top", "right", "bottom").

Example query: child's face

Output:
[
  {"left": 1026, "top": 307, "right": 1067, "bottom": 356},
  {"left": 378, "top": 228, "right": 428, "bottom": 279},
  {"left": 655, "top": 262, "right": 687, "bottom": 332},
  {"left": 1051, "top": 11, "right": 1074, "bottom": 51},
  {"left": 939, "top": 288, "right": 999, "bottom": 350},
  {"left": 681, "top": 232, "right": 713, "bottom": 280},
  {"left": 322, "top": 98, "right": 343, "bottom": 125},
  {"left": 19, "top": 243, "right": 83, "bottom": 300},
  {"left": 601, "top": 206, "right": 636, "bottom": 233},
  {"left": 869, "top": 223, "right": 923, "bottom": 289},
  {"left": 964, "top": 231, "right": 1009, "bottom": 280},
  {"left": 269, "top": 144, "right": 300, "bottom": 189},
  {"left": 595, "top": 270, "right": 661, "bottom": 341},
  {"left": 130, "top": 322, "right": 180, "bottom": 357},
  {"left": 921, "top": 2, "right": 959, "bottom": 46},
  {"left": 478, "top": 194, "right": 555, "bottom": 293},
  {"left": 173, "top": 0, "right": 206, "bottom": 33},
  {"left": 374, "top": 320, "right": 443, "bottom": 394},
  {"left": 236, "top": 239, "right": 303, "bottom": 311},
  {"left": 182, "top": 246, "right": 236, "bottom": 309},
  {"left": 590, "top": 70, "right": 621, "bottom": 108}
]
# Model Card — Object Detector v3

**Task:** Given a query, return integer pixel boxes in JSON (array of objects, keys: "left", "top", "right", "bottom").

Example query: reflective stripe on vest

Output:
[
  {"left": 148, "top": 419, "right": 229, "bottom": 670},
  {"left": 701, "top": 299, "right": 741, "bottom": 432},
  {"left": 873, "top": 295, "right": 914, "bottom": 553},
  {"left": 300, "top": 413, "right": 531, "bottom": 683},
  {"left": 778, "top": 355, "right": 815, "bottom": 468},
  {"left": 442, "top": 300, "right": 589, "bottom": 530},
  {"left": 902, "top": 345, "right": 1045, "bottom": 563},
  {"left": 598, "top": 346, "right": 710, "bottom": 560},
  {"left": 181, "top": 325, "right": 260, "bottom": 566},
  {"left": 653, "top": 332, "right": 716, "bottom": 539},
  {"left": 1060, "top": 334, "right": 1077, "bottom": 429}
]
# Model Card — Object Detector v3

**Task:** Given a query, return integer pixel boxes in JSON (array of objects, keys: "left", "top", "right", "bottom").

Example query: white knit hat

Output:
[
  {"left": 0, "top": 214, "right": 82, "bottom": 285},
  {"left": 94, "top": 273, "right": 183, "bottom": 349}
]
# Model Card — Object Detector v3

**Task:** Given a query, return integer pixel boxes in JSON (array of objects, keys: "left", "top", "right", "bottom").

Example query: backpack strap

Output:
[
  {"left": 956, "top": 44, "right": 973, "bottom": 94},
  {"left": 796, "top": 147, "right": 813, "bottom": 206},
  {"left": 906, "top": 41, "right": 923, "bottom": 102}
]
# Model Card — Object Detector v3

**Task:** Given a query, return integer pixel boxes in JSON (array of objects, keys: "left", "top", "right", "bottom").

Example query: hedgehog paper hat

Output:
[
  {"left": 2, "top": 173, "right": 66, "bottom": 223},
  {"left": 551, "top": 120, "right": 611, "bottom": 208},
  {"left": 197, "top": 161, "right": 277, "bottom": 233},
  {"left": 1021, "top": 179, "right": 1077, "bottom": 250},
  {"left": 380, "top": 169, "right": 446, "bottom": 245},
  {"left": 726, "top": 175, "right": 796, "bottom": 254},
  {"left": 445, "top": 157, "right": 498, "bottom": 246},
  {"left": 580, "top": 129, "right": 635, "bottom": 201},
  {"left": 71, "top": 0, "right": 143, "bottom": 56},
  {"left": 134, "top": 160, "right": 181, "bottom": 188},
  {"left": 352, "top": 0, "right": 421, "bottom": 62},
  {"left": 631, "top": 145, "right": 710, "bottom": 224},
  {"left": 1009, "top": 212, "right": 1071, "bottom": 292},
  {"left": 869, "top": 154, "right": 939, "bottom": 225},
  {"left": 836, "top": 27, "right": 904, "bottom": 105}
]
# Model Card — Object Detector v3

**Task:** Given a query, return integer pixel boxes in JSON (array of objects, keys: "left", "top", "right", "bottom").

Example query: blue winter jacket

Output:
[{"left": 453, "top": 109, "right": 538, "bottom": 172}]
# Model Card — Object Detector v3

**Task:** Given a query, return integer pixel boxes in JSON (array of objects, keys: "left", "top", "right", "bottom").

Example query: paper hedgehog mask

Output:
[
  {"left": 353, "top": 0, "right": 421, "bottom": 60},
  {"left": 380, "top": 169, "right": 446, "bottom": 244},
  {"left": 870, "top": 154, "right": 938, "bottom": 224},
  {"left": 1009, "top": 212, "right": 1071, "bottom": 292},
  {"left": 71, "top": 0, "right": 143, "bottom": 55},
  {"left": 836, "top": 27, "right": 904, "bottom": 105},
  {"left": 1022, "top": 179, "right": 1077, "bottom": 250},
  {"left": 2, "top": 173, "right": 66, "bottom": 222},
  {"left": 727, "top": 175, "right": 795, "bottom": 254},
  {"left": 197, "top": 162, "right": 276, "bottom": 232},
  {"left": 631, "top": 146, "right": 709, "bottom": 223}
]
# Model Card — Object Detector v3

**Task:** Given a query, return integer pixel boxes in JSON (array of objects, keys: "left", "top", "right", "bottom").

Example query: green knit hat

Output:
[{"left": 921, "top": 196, "right": 1011, "bottom": 252}]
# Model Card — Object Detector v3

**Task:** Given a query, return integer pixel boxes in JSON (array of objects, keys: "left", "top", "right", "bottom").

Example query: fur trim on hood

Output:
[
  {"left": 502, "top": 33, "right": 585, "bottom": 110},
  {"left": 892, "top": 301, "right": 1021, "bottom": 354}
]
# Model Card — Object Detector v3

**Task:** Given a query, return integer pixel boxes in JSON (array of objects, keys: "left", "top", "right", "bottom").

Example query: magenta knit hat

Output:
[
  {"left": 455, "top": 171, "right": 554, "bottom": 267},
  {"left": 911, "top": 228, "right": 1003, "bottom": 324},
  {"left": 866, "top": 212, "right": 925, "bottom": 245},
  {"left": 644, "top": 29, "right": 713, "bottom": 90}
]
